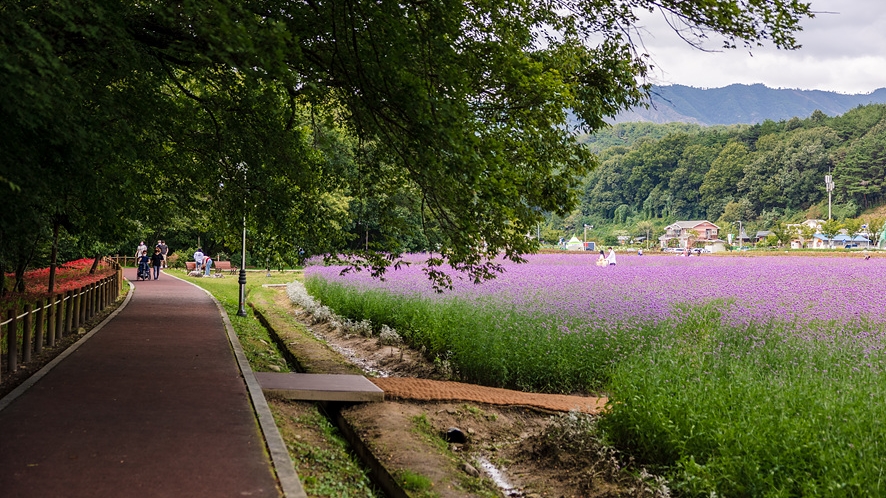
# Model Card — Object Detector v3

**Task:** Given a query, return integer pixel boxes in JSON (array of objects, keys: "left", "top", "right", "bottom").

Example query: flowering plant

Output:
[{"left": 1, "top": 258, "right": 116, "bottom": 310}]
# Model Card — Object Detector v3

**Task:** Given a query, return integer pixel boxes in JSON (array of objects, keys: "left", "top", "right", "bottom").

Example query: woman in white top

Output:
[{"left": 606, "top": 247, "right": 617, "bottom": 266}]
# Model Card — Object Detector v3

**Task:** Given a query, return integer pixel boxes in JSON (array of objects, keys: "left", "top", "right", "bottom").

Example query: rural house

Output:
[{"left": 659, "top": 220, "right": 721, "bottom": 249}]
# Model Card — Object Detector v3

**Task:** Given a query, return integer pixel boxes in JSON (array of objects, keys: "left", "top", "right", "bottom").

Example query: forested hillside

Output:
[{"left": 554, "top": 104, "right": 886, "bottom": 243}]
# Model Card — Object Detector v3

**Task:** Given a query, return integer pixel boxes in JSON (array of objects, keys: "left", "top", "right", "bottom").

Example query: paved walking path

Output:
[{"left": 0, "top": 269, "right": 290, "bottom": 497}]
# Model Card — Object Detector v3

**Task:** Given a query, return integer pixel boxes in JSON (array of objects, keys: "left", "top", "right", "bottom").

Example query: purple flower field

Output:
[{"left": 306, "top": 253, "right": 886, "bottom": 330}]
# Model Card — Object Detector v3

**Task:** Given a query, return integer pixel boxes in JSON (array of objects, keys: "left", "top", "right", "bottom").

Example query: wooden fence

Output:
[
  {"left": 0, "top": 259, "right": 124, "bottom": 382},
  {"left": 109, "top": 255, "right": 137, "bottom": 268}
]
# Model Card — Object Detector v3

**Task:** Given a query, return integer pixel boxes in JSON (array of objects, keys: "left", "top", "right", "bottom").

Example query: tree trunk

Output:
[
  {"left": 48, "top": 218, "right": 60, "bottom": 295},
  {"left": 0, "top": 259, "right": 6, "bottom": 297},
  {"left": 89, "top": 253, "right": 101, "bottom": 274},
  {"left": 14, "top": 261, "right": 27, "bottom": 292}
]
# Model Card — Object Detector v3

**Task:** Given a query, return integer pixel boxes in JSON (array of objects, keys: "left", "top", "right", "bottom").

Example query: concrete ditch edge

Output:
[{"left": 251, "top": 304, "right": 410, "bottom": 498}]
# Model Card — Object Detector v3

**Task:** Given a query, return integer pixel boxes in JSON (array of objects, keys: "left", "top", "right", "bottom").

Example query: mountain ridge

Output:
[{"left": 613, "top": 84, "right": 886, "bottom": 125}]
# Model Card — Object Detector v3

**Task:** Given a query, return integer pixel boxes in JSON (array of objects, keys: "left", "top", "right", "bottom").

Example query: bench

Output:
[{"left": 185, "top": 261, "right": 237, "bottom": 274}]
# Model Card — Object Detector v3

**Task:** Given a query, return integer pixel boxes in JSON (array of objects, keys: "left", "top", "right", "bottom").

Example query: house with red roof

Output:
[{"left": 659, "top": 220, "right": 722, "bottom": 250}]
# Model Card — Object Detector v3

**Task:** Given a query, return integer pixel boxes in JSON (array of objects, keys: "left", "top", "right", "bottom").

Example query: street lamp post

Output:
[
  {"left": 237, "top": 215, "right": 247, "bottom": 317},
  {"left": 734, "top": 220, "right": 744, "bottom": 248},
  {"left": 237, "top": 162, "right": 248, "bottom": 317}
]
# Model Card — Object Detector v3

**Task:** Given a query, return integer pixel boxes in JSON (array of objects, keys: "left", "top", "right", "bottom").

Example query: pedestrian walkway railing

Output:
[{"left": 0, "top": 258, "right": 124, "bottom": 382}]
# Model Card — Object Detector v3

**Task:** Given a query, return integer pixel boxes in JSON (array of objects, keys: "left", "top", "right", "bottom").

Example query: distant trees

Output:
[{"left": 576, "top": 104, "right": 886, "bottom": 237}]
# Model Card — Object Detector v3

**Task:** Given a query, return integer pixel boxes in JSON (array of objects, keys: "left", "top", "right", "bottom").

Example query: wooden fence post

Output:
[
  {"left": 88, "top": 283, "right": 95, "bottom": 320},
  {"left": 56, "top": 292, "right": 66, "bottom": 342},
  {"left": 47, "top": 295, "right": 56, "bottom": 348},
  {"left": 84, "top": 284, "right": 92, "bottom": 321},
  {"left": 92, "top": 282, "right": 96, "bottom": 316},
  {"left": 6, "top": 309, "right": 17, "bottom": 373},
  {"left": 22, "top": 304, "right": 32, "bottom": 364},
  {"left": 70, "top": 289, "right": 78, "bottom": 333},
  {"left": 72, "top": 287, "right": 86, "bottom": 328},
  {"left": 100, "top": 278, "right": 107, "bottom": 310},
  {"left": 35, "top": 298, "right": 45, "bottom": 354},
  {"left": 83, "top": 284, "right": 91, "bottom": 323},
  {"left": 64, "top": 290, "right": 74, "bottom": 337},
  {"left": 92, "top": 282, "right": 98, "bottom": 317}
]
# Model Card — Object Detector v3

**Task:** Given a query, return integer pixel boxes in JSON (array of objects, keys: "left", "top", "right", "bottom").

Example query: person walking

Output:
[
  {"left": 159, "top": 240, "right": 169, "bottom": 268},
  {"left": 203, "top": 254, "right": 213, "bottom": 276},
  {"left": 193, "top": 248, "right": 204, "bottom": 273},
  {"left": 150, "top": 247, "right": 164, "bottom": 280},
  {"left": 135, "top": 240, "right": 148, "bottom": 259}
]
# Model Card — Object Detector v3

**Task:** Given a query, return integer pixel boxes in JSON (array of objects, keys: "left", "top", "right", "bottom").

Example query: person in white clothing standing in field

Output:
[{"left": 606, "top": 247, "right": 617, "bottom": 266}]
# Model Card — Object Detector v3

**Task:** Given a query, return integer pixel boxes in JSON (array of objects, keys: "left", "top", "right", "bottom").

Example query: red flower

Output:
[{"left": 2, "top": 258, "right": 117, "bottom": 311}]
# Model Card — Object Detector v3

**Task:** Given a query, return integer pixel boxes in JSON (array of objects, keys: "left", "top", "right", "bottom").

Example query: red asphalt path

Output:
[{"left": 0, "top": 269, "right": 281, "bottom": 497}]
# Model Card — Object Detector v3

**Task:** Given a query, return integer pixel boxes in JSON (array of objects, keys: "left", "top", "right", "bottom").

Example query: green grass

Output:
[
  {"left": 281, "top": 407, "right": 379, "bottom": 498},
  {"left": 396, "top": 469, "right": 435, "bottom": 495},
  {"left": 601, "top": 320, "right": 886, "bottom": 497},
  {"left": 411, "top": 413, "right": 449, "bottom": 453},
  {"left": 304, "top": 276, "right": 648, "bottom": 394}
]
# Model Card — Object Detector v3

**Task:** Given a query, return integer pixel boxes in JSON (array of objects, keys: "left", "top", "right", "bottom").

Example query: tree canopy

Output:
[{"left": 1, "top": 0, "right": 813, "bottom": 288}]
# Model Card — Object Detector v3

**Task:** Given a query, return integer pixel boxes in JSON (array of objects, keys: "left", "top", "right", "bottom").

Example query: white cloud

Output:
[{"left": 634, "top": 0, "right": 886, "bottom": 94}]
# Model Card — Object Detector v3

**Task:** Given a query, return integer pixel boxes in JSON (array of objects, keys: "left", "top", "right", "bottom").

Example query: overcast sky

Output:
[{"left": 634, "top": 0, "right": 886, "bottom": 94}]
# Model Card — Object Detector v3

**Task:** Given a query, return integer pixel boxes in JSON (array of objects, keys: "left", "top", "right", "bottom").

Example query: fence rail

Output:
[
  {"left": 1, "top": 258, "right": 123, "bottom": 382},
  {"left": 108, "top": 255, "right": 137, "bottom": 268}
]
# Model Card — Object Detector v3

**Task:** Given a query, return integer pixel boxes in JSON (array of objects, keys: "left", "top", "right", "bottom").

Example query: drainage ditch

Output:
[{"left": 252, "top": 302, "right": 525, "bottom": 498}]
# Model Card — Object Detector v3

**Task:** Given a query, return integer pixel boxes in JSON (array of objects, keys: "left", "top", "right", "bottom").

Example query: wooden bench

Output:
[{"left": 185, "top": 261, "right": 237, "bottom": 274}]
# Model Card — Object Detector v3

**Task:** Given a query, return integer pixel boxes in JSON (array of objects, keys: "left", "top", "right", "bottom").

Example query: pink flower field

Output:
[{"left": 307, "top": 253, "right": 886, "bottom": 331}]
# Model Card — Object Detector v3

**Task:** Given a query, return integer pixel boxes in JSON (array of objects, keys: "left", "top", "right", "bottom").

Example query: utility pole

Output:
[{"left": 825, "top": 174, "right": 834, "bottom": 220}]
